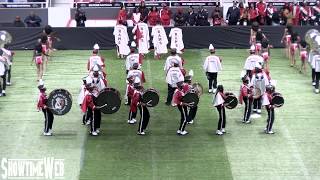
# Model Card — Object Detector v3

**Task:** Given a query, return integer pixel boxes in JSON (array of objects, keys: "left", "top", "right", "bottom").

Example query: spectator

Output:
[
  {"left": 174, "top": 8, "right": 187, "bottom": 27},
  {"left": 211, "top": 7, "right": 224, "bottom": 26},
  {"left": 239, "top": 3, "right": 249, "bottom": 25},
  {"left": 226, "top": 1, "right": 240, "bottom": 25},
  {"left": 196, "top": 6, "right": 209, "bottom": 26},
  {"left": 12, "top": 16, "right": 25, "bottom": 27},
  {"left": 139, "top": 1, "right": 149, "bottom": 23},
  {"left": 148, "top": 7, "right": 159, "bottom": 26},
  {"left": 132, "top": 7, "right": 141, "bottom": 26},
  {"left": 266, "top": 3, "right": 277, "bottom": 26},
  {"left": 117, "top": 5, "right": 127, "bottom": 25},
  {"left": 281, "top": 3, "right": 292, "bottom": 25},
  {"left": 24, "top": 11, "right": 42, "bottom": 27},
  {"left": 75, "top": 7, "right": 86, "bottom": 27},
  {"left": 256, "top": 0, "right": 267, "bottom": 25},
  {"left": 186, "top": 7, "right": 197, "bottom": 26},
  {"left": 248, "top": 3, "right": 258, "bottom": 25},
  {"left": 160, "top": 3, "right": 171, "bottom": 26}
]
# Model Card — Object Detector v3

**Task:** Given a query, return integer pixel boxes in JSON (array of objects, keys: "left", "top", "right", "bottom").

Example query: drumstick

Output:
[{"left": 96, "top": 104, "right": 108, "bottom": 109}]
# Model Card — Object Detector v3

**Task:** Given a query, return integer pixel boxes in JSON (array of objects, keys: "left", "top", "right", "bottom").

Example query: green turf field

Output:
[{"left": 0, "top": 49, "right": 319, "bottom": 180}]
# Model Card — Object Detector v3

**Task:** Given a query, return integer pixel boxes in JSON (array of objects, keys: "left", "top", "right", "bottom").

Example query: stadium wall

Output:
[{"left": 2, "top": 26, "right": 319, "bottom": 50}]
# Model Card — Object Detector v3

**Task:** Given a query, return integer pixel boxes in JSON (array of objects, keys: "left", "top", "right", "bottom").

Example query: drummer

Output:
[
  {"left": 128, "top": 78, "right": 140, "bottom": 124},
  {"left": 262, "top": 84, "right": 276, "bottom": 134},
  {"left": 239, "top": 75, "right": 253, "bottom": 123},
  {"left": 0, "top": 49, "right": 8, "bottom": 96},
  {"left": 86, "top": 64, "right": 107, "bottom": 97},
  {"left": 243, "top": 45, "right": 264, "bottom": 79},
  {"left": 203, "top": 44, "right": 222, "bottom": 93},
  {"left": 127, "top": 63, "right": 146, "bottom": 84},
  {"left": 87, "top": 44, "right": 106, "bottom": 78},
  {"left": 136, "top": 83, "right": 150, "bottom": 135},
  {"left": 183, "top": 75, "right": 198, "bottom": 124},
  {"left": 213, "top": 85, "right": 226, "bottom": 136},
  {"left": 37, "top": 81, "right": 54, "bottom": 136},
  {"left": 125, "top": 41, "right": 142, "bottom": 74},
  {"left": 173, "top": 81, "right": 190, "bottom": 136}
]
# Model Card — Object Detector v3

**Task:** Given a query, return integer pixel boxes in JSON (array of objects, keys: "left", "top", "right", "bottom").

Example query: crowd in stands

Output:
[{"left": 11, "top": 11, "right": 42, "bottom": 27}]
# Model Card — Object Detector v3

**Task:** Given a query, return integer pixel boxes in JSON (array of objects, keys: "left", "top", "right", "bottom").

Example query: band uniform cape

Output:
[
  {"left": 113, "top": 24, "right": 130, "bottom": 56},
  {"left": 166, "top": 67, "right": 184, "bottom": 88},
  {"left": 243, "top": 55, "right": 263, "bottom": 71},
  {"left": 169, "top": 27, "right": 184, "bottom": 54},
  {"left": 213, "top": 92, "right": 225, "bottom": 107},
  {"left": 311, "top": 54, "right": 320, "bottom": 72},
  {"left": 132, "top": 22, "right": 150, "bottom": 54},
  {"left": 203, "top": 55, "right": 222, "bottom": 73},
  {"left": 164, "top": 55, "right": 183, "bottom": 72},
  {"left": 125, "top": 53, "right": 141, "bottom": 71},
  {"left": 87, "top": 55, "right": 105, "bottom": 72},
  {"left": 151, "top": 25, "right": 168, "bottom": 54}
]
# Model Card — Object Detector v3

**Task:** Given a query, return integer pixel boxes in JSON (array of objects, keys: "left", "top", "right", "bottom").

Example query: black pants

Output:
[
  {"left": 243, "top": 97, "right": 253, "bottom": 122},
  {"left": 127, "top": 96, "right": 131, "bottom": 105},
  {"left": 6, "top": 65, "right": 11, "bottom": 84},
  {"left": 253, "top": 97, "right": 262, "bottom": 112},
  {"left": 188, "top": 106, "right": 198, "bottom": 121},
  {"left": 91, "top": 109, "right": 101, "bottom": 132},
  {"left": 266, "top": 107, "right": 275, "bottom": 132},
  {"left": 206, "top": 72, "right": 217, "bottom": 90},
  {"left": 216, "top": 105, "right": 226, "bottom": 130},
  {"left": 246, "top": 70, "right": 252, "bottom": 80},
  {"left": 178, "top": 105, "right": 189, "bottom": 131},
  {"left": 43, "top": 109, "right": 54, "bottom": 133},
  {"left": 138, "top": 106, "right": 150, "bottom": 133},
  {"left": 0, "top": 70, "right": 7, "bottom": 92},
  {"left": 166, "top": 84, "right": 176, "bottom": 104},
  {"left": 128, "top": 110, "right": 137, "bottom": 120},
  {"left": 312, "top": 68, "right": 315, "bottom": 84},
  {"left": 315, "top": 72, "right": 320, "bottom": 89}
]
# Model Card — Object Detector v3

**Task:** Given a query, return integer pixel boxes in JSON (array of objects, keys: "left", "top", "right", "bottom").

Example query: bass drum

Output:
[
  {"left": 141, "top": 88, "right": 159, "bottom": 107},
  {"left": 95, "top": 88, "right": 121, "bottom": 114},
  {"left": 271, "top": 92, "right": 284, "bottom": 108},
  {"left": 224, "top": 92, "right": 238, "bottom": 109},
  {"left": 182, "top": 90, "right": 199, "bottom": 107},
  {"left": 47, "top": 89, "right": 73, "bottom": 116}
]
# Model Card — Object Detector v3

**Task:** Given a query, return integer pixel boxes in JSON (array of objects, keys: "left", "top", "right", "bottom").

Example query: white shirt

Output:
[
  {"left": 164, "top": 55, "right": 183, "bottom": 72},
  {"left": 244, "top": 55, "right": 263, "bottom": 70},
  {"left": 166, "top": 67, "right": 184, "bottom": 87},
  {"left": 262, "top": 93, "right": 270, "bottom": 106},
  {"left": 203, "top": 55, "right": 222, "bottom": 73},
  {"left": 311, "top": 54, "right": 320, "bottom": 72},
  {"left": 85, "top": 75, "right": 106, "bottom": 97},
  {"left": 213, "top": 92, "right": 225, "bottom": 106},
  {"left": 125, "top": 53, "right": 140, "bottom": 71}
]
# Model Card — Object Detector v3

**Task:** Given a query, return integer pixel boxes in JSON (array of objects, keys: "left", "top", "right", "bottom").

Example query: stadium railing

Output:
[{"left": 0, "top": 0, "right": 48, "bottom": 8}]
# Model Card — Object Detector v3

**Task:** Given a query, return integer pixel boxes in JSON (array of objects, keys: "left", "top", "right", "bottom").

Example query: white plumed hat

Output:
[
  {"left": 93, "top": 43, "right": 100, "bottom": 50},
  {"left": 131, "top": 41, "right": 136, "bottom": 47},
  {"left": 209, "top": 44, "right": 214, "bottom": 51}
]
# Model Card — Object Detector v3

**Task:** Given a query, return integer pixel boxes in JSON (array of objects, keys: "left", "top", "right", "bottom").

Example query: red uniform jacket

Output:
[
  {"left": 37, "top": 92, "right": 47, "bottom": 110},
  {"left": 81, "top": 93, "right": 95, "bottom": 113},
  {"left": 148, "top": 11, "right": 159, "bottom": 26},
  {"left": 173, "top": 89, "right": 184, "bottom": 105},
  {"left": 239, "top": 84, "right": 252, "bottom": 104},
  {"left": 130, "top": 90, "right": 141, "bottom": 112},
  {"left": 127, "top": 83, "right": 134, "bottom": 98},
  {"left": 160, "top": 8, "right": 171, "bottom": 26}
]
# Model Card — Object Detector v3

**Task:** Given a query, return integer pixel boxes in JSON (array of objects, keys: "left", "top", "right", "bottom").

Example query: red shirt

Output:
[
  {"left": 257, "top": 2, "right": 267, "bottom": 17},
  {"left": 148, "top": 11, "right": 159, "bottom": 26},
  {"left": 160, "top": 8, "right": 171, "bottom": 26},
  {"left": 127, "top": 83, "right": 134, "bottom": 98},
  {"left": 130, "top": 90, "right": 141, "bottom": 112},
  {"left": 81, "top": 93, "right": 95, "bottom": 113},
  {"left": 249, "top": 8, "right": 258, "bottom": 20},
  {"left": 173, "top": 89, "right": 184, "bottom": 105},
  {"left": 117, "top": 9, "right": 127, "bottom": 23},
  {"left": 37, "top": 91, "right": 47, "bottom": 110},
  {"left": 239, "top": 84, "right": 252, "bottom": 104}
]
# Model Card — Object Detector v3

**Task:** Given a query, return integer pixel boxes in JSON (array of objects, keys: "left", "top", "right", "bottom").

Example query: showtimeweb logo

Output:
[{"left": 1, "top": 157, "right": 64, "bottom": 179}]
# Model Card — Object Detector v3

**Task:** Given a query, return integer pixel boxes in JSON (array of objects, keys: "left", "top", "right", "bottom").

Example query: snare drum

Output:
[
  {"left": 141, "top": 88, "right": 159, "bottom": 107},
  {"left": 182, "top": 90, "right": 199, "bottom": 107},
  {"left": 224, "top": 92, "right": 238, "bottom": 109},
  {"left": 271, "top": 92, "right": 284, "bottom": 108},
  {"left": 47, "top": 89, "right": 73, "bottom": 116},
  {"left": 95, "top": 88, "right": 121, "bottom": 114}
]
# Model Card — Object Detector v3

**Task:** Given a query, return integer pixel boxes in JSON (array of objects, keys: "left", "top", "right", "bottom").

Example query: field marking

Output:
[{"left": 146, "top": 58, "right": 157, "bottom": 180}]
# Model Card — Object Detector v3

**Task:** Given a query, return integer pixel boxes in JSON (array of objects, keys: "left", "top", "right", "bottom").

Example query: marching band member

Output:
[
  {"left": 37, "top": 82, "right": 54, "bottom": 136},
  {"left": 173, "top": 81, "right": 189, "bottom": 135},
  {"left": 311, "top": 52, "right": 320, "bottom": 93},
  {"left": 1, "top": 47, "right": 14, "bottom": 86},
  {"left": 262, "top": 84, "right": 276, "bottom": 134},
  {"left": 203, "top": 44, "right": 222, "bottom": 93},
  {"left": 125, "top": 41, "right": 142, "bottom": 74},
  {"left": 125, "top": 76, "right": 135, "bottom": 105},
  {"left": 164, "top": 49, "right": 183, "bottom": 73},
  {"left": 239, "top": 75, "right": 253, "bottom": 123},
  {"left": 81, "top": 83, "right": 100, "bottom": 136},
  {"left": 113, "top": 20, "right": 130, "bottom": 58},
  {"left": 151, "top": 20, "right": 168, "bottom": 59},
  {"left": 243, "top": 45, "right": 263, "bottom": 79},
  {"left": 299, "top": 40, "right": 308, "bottom": 74},
  {"left": 132, "top": 21, "right": 150, "bottom": 56},
  {"left": 290, "top": 33, "right": 300, "bottom": 67},
  {"left": 136, "top": 84, "right": 150, "bottom": 135},
  {"left": 165, "top": 62, "right": 184, "bottom": 106},
  {"left": 0, "top": 49, "right": 8, "bottom": 96},
  {"left": 183, "top": 75, "right": 198, "bottom": 124},
  {"left": 128, "top": 78, "right": 140, "bottom": 124},
  {"left": 78, "top": 77, "right": 89, "bottom": 125},
  {"left": 250, "top": 63, "right": 270, "bottom": 115},
  {"left": 127, "top": 63, "right": 146, "bottom": 84},
  {"left": 86, "top": 65, "right": 107, "bottom": 97},
  {"left": 87, "top": 44, "right": 106, "bottom": 77},
  {"left": 213, "top": 85, "right": 226, "bottom": 135}
]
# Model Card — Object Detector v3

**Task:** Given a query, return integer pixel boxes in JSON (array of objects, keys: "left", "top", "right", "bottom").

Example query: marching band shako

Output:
[
  {"left": 95, "top": 87, "right": 121, "bottom": 114},
  {"left": 271, "top": 92, "right": 284, "bottom": 108},
  {"left": 224, "top": 92, "right": 238, "bottom": 109},
  {"left": 47, "top": 89, "right": 73, "bottom": 116},
  {"left": 141, "top": 88, "right": 159, "bottom": 107},
  {"left": 182, "top": 89, "right": 199, "bottom": 107}
]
